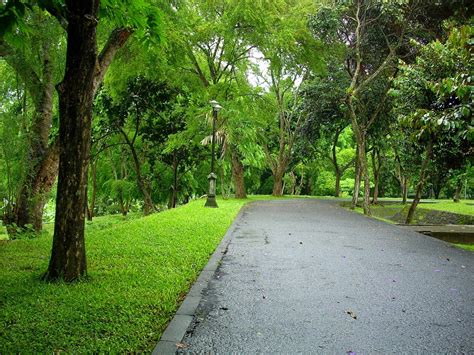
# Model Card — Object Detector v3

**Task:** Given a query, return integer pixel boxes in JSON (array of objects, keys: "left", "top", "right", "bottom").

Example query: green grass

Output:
[
  {"left": 346, "top": 199, "right": 473, "bottom": 225},
  {"left": 416, "top": 200, "right": 474, "bottom": 216},
  {"left": 0, "top": 194, "right": 316, "bottom": 352},
  {"left": 455, "top": 244, "right": 474, "bottom": 251},
  {"left": 375, "top": 198, "right": 474, "bottom": 216},
  {"left": 0, "top": 198, "right": 252, "bottom": 352}
]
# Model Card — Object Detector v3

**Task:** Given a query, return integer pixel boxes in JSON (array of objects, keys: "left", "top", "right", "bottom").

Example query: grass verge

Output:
[
  {"left": 345, "top": 199, "right": 473, "bottom": 225},
  {"left": 0, "top": 195, "right": 314, "bottom": 352},
  {"left": 0, "top": 198, "right": 251, "bottom": 352},
  {"left": 455, "top": 244, "right": 474, "bottom": 251}
]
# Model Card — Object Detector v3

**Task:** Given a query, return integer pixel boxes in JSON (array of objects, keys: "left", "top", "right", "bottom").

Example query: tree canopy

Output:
[{"left": 0, "top": 0, "right": 472, "bottom": 281}]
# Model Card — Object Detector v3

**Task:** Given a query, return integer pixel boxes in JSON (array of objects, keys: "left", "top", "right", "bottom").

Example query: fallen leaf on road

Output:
[
  {"left": 176, "top": 343, "right": 188, "bottom": 349},
  {"left": 346, "top": 310, "right": 357, "bottom": 319}
]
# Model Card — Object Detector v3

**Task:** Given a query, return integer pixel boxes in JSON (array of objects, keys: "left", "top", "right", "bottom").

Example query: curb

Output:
[{"left": 152, "top": 204, "right": 249, "bottom": 354}]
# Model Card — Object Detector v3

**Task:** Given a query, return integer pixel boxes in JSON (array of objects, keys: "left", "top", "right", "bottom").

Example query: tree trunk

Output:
[
  {"left": 12, "top": 55, "right": 56, "bottom": 234},
  {"left": 348, "top": 96, "right": 370, "bottom": 215},
  {"left": 332, "top": 128, "right": 342, "bottom": 197},
  {"left": 360, "top": 149, "right": 371, "bottom": 215},
  {"left": 169, "top": 153, "right": 178, "bottom": 209},
  {"left": 351, "top": 148, "right": 361, "bottom": 210},
  {"left": 453, "top": 180, "right": 462, "bottom": 203},
  {"left": 121, "top": 130, "right": 154, "bottom": 215},
  {"left": 220, "top": 163, "right": 228, "bottom": 199},
  {"left": 335, "top": 171, "right": 341, "bottom": 198},
  {"left": 371, "top": 149, "right": 381, "bottom": 205},
  {"left": 231, "top": 147, "right": 247, "bottom": 199},
  {"left": 401, "top": 177, "right": 408, "bottom": 204},
  {"left": 119, "top": 190, "right": 127, "bottom": 216},
  {"left": 272, "top": 167, "right": 285, "bottom": 197},
  {"left": 406, "top": 141, "right": 433, "bottom": 224},
  {"left": 44, "top": 1, "right": 100, "bottom": 282},
  {"left": 87, "top": 159, "right": 97, "bottom": 220},
  {"left": 296, "top": 171, "right": 304, "bottom": 195},
  {"left": 1, "top": 38, "right": 58, "bottom": 234}
]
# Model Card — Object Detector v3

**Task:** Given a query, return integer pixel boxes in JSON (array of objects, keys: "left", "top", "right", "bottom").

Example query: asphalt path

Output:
[{"left": 181, "top": 199, "right": 474, "bottom": 353}]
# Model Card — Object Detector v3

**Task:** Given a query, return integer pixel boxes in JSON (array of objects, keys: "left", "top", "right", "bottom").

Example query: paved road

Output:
[{"left": 181, "top": 199, "right": 474, "bottom": 353}]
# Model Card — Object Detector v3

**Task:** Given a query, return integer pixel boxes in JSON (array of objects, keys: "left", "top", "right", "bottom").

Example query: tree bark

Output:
[
  {"left": 406, "top": 141, "right": 433, "bottom": 224},
  {"left": 41, "top": 2, "right": 131, "bottom": 282},
  {"left": 331, "top": 128, "right": 342, "bottom": 197},
  {"left": 371, "top": 149, "right": 382, "bottom": 205},
  {"left": 402, "top": 178, "right": 408, "bottom": 204},
  {"left": 348, "top": 98, "right": 370, "bottom": 215},
  {"left": 6, "top": 44, "right": 57, "bottom": 234},
  {"left": 453, "top": 180, "right": 462, "bottom": 203},
  {"left": 44, "top": 1, "right": 100, "bottom": 282},
  {"left": 351, "top": 148, "right": 361, "bottom": 210},
  {"left": 231, "top": 147, "right": 247, "bottom": 199},
  {"left": 169, "top": 153, "right": 178, "bottom": 209},
  {"left": 87, "top": 159, "right": 97, "bottom": 220},
  {"left": 272, "top": 165, "right": 285, "bottom": 197}
]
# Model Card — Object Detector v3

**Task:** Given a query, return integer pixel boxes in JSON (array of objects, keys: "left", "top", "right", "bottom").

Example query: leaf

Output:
[
  {"left": 176, "top": 342, "right": 188, "bottom": 349},
  {"left": 346, "top": 310, "right": 357, "bottom": 319}
]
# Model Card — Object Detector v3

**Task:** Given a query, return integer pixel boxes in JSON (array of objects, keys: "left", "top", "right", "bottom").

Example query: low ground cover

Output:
[
  {"left": 1, "top": 198, "right": 251, "bottom": 352},
  {"left": 344, "top": 199, "right": 474, "bottom": 251},
  {"left": 347, "top": 199, "right": 474, "bottom": 225},
  {"left": 1, "top": 195, "right": 315, "bottom": 352}
]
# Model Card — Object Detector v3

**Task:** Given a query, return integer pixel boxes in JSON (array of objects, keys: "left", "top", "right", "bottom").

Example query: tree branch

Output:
[{"left": 93, "top": 27, "right": 134, "bottom": 94}]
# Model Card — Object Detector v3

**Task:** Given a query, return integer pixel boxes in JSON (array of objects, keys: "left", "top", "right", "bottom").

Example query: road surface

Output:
[{"left": 181, "top": 199, "right": 473, "bottom": 353}]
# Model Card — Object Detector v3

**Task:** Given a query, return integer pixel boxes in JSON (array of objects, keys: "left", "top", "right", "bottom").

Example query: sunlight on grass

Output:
[
  {"left": 1, "top": 195, "right": 320, "bottom": 352},
  {"left": 0, "top": 198, "right": 248, "bottom": 352},
  {"left": 418, "top": 200, "right": 473, "bottom": 216}
]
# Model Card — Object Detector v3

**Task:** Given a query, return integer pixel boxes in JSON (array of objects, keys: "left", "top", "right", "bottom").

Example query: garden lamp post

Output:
[{"left": 205, "top": 100, "right": 222, "bottom": 208}]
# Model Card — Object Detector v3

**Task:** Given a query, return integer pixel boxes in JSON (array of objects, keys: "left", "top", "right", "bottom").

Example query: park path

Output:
[{"left": 181, "top": 199, "right": 473, "bottom": 353}]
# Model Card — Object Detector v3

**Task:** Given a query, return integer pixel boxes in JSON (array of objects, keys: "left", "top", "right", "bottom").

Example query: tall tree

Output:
[
  {"left": 0, "top": 9, "right": 63, "bottom": 233},
  {"left": 253, "top": 0, "right": 323, "bottom": 196},
  {"left": 38, "top": 0, "right": 157, "bottom": 281},
  {"left": 301, "top": 64, "right": 353, "bottom": 197},
  {"left": 173, "top": 0, "right": 261, "bottom": 198},
  {"left": 393, "top": 25, "right": 473, "bottom": 223}
]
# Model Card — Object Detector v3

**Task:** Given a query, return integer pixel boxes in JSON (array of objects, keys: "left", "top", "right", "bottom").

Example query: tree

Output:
[
  {"left": 40, "top": 0, "right": 157, "bottom": 281},
  {"left": 252, "top": 0, "right": 323, "bottom": 196},
  {"left": 310, "top": 1, "right": 417, "bottom": 214},
  {"left": 0, "top": 9, "right": 63, "bottom": 233},
  {"left": 301, "top": 64, "right": 354, "bottom": 197},
  {"left": 393, "top": 25, "right": 473, "bottom": 223},
  {"left": 172, "top": 0, "right": 262, "bottom": 198}
]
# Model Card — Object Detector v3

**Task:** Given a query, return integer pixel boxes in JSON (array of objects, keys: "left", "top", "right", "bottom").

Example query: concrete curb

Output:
[{"left": 152, "top": 204, "right": 249, "bottom": 354}]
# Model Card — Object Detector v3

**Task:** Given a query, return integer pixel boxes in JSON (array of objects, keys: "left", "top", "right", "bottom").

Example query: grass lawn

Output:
[
  {"left": 456, "top": 244, "right": 474, "bottom": 251},
  {"left": 348, "top": 199, "right": 473, "bottom": 225},
  {"left": 416, "top": 200, "right": 474, "bottom": 216},
  {"left": 0, "top": 195, "right": 314, "bottom": 352},
  {"left": 1, "top": 198, "right": 253, "bottom": 352}
]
